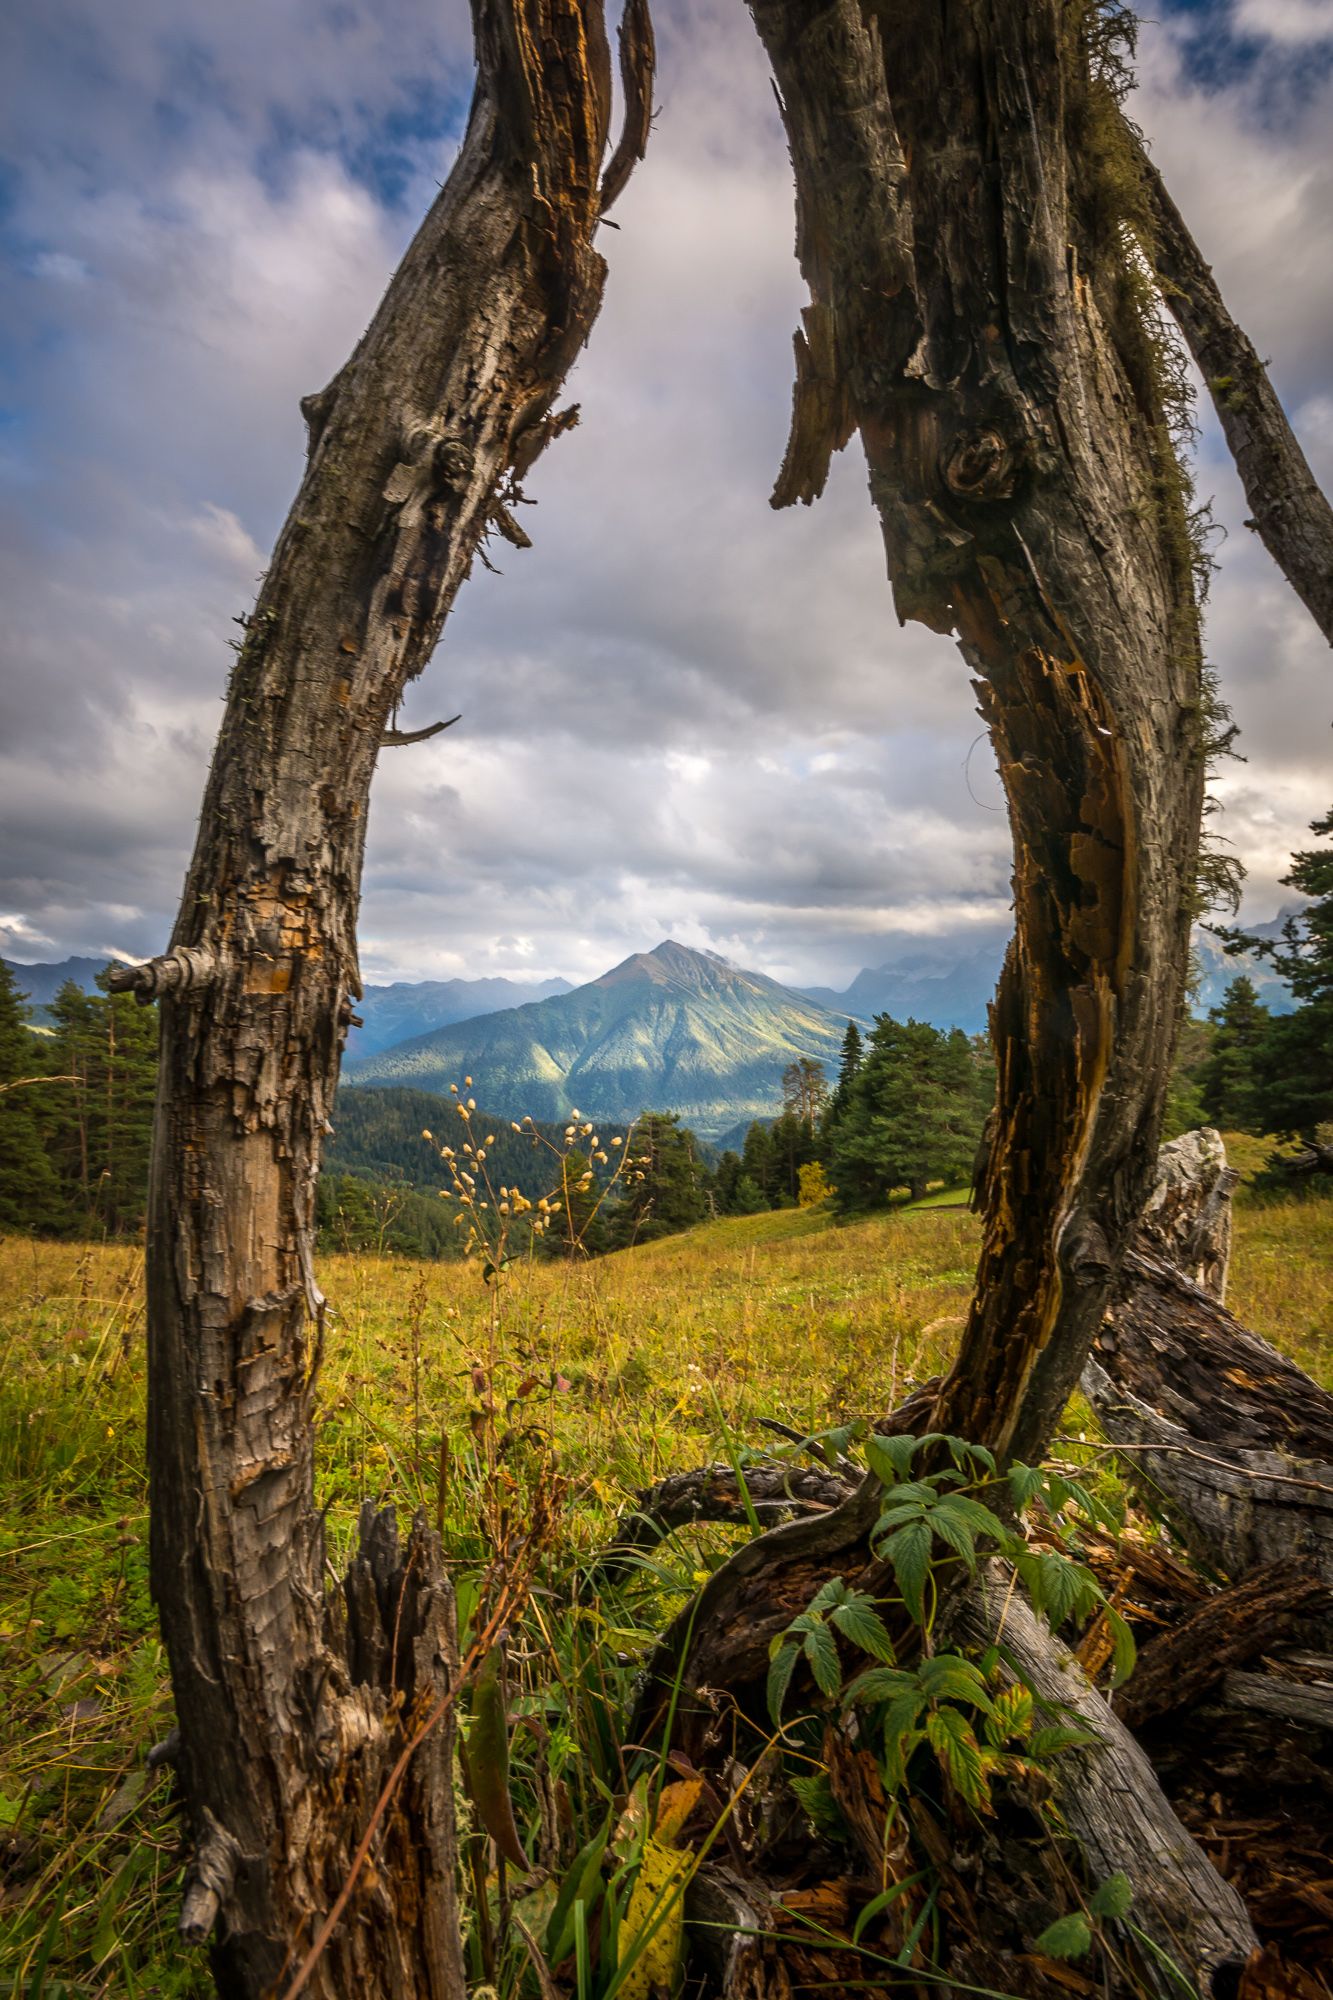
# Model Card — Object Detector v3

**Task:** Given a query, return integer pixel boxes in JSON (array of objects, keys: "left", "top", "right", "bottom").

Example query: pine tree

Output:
[
  {"left": 1198, "top": 978, "right": 1271, "bottom": 1134},
  {"left": 1218, "top": 807, "right": 1333, "bottom": 1146},
  {"left": 740, "top": 1120, "right": 777, "bottom": 1204},
  {"left": 605, "top": 1112, "right": 707, "bottom": 1246},
  {"left": 826, "top": 1020, "right": 864, "bottom": 1128},
  {"left": 44, "top": 972, "right": 158, "bottom": 1234},
  {"left": 713, "top": 1149, "right": 743, "bottom": 1214},
  {"left": 829, "top": 1015, "right": 991, "bottom": 1210},
  {"left": 0, "top": 961, "right": 68, "bottom": 1233}
]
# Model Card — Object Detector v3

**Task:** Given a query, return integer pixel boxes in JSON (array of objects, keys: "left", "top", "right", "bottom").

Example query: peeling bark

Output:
[
  {"left": 111, "top": 4, "right": 653, "bottom": 1991},
  {"left": 751, "top": 0, "right": 1207, "bottom": 1473}
]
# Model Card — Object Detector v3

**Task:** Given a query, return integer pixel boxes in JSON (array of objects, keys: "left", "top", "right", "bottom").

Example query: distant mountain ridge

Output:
[
  {"left": 802, "top": 916, "right": 1298, "bottom": 1032},
  {"left": 3, "top": 956, "right": 115, "bottom": 1024},
  {"left": 348, "top": 974, "right": 572, "bottom": 1057},
  {"left": 344, "top": 939, "right": 848, "bottom": 1138}
]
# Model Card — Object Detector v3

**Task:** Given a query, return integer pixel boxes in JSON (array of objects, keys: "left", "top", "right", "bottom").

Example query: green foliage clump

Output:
[
  {"left": 823, "top": 1014, "right": 992, "bottom": 1210},
  {"left": 1213, "top": 807, "right": 1333, "bottom": 1164},
  {"left": 0, "top": 961, "right": 66, "bottom": 1234},
  {"left": 0, "top": 963, "right": 158, "bottom": 1239}
]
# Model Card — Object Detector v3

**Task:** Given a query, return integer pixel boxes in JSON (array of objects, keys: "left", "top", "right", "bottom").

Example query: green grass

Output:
[{"left": 0, "top": 1172, "right": 1328, "bottom": 1995}]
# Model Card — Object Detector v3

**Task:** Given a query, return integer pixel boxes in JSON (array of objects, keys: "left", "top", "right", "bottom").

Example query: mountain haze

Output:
[
  {"left": 344, "top": 941, "right": 848, "bottom": 1137},
  {"left": 347, "top": 974, "right": 572, "bottom": 1057},
  {"left": 3, "top": 957, "right": 115, "bottom": 1024},
  {"left": 803, "top": 917, "right": 1297, "bottom": 1032}
]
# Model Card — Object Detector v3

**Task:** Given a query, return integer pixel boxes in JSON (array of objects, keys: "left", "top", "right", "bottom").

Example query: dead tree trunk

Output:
[
  {"left": 107, "top": 4, "right": 652, "bottom": 1991},
  {"left": 753, "top": 0, "right": 1206, "bottom": 1474}
]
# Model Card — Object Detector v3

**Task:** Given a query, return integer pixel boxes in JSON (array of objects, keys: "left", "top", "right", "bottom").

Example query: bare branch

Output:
[
  {"left": 598, "top": 0, "right": 655, "bottom": 217},
  {"left": 1130, "top": 119, "right": 1333, "bottom": 648},
  {"left": 380, "top": 714, "right": 461, "bottom": 748}
]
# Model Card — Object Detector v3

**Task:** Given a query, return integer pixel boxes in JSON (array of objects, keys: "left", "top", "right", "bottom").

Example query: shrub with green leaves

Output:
[{"left": 767, "top": 1431, "right": 1136, "bottom": 1815}]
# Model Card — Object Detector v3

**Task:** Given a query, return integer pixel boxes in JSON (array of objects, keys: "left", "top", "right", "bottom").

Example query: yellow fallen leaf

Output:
[
  {"left": 617, "top": 1834, "right": 690, "bottom": 2000},
  {"left": 653, "top": 1776, "right": 703, "bottom": 1848}
]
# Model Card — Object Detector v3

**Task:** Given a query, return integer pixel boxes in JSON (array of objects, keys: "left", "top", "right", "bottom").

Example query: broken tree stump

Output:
[{"left": 1083, "top": 1131, "right": 1333, "bottom": 1594}]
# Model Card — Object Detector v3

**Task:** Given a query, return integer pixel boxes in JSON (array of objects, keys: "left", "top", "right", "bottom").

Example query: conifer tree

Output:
[
  {"left": 1198, "top": 977, "right": 1271, "bottom": 1134},
  {"left": 1220, "top": 807, "right": 1333, "bottom": 1148},
  {"left": 830, "top": 1015, "right": 990, "bottom": 1209},
  {"left": 0, "top": 961, "right": 66, "bottom": 1233},
  {"left": 827, "top": 1019, "right": 864, "bottom": 1127}
]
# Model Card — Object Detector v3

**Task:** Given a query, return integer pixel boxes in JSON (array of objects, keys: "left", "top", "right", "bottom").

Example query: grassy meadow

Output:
[{"left": 1, "top": 1177, "right": 1329, "bottom": 1996}]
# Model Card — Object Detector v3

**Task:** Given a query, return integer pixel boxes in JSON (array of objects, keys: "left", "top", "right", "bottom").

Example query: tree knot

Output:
[{"left": 942, "top": 427, "right": 1020, "bottom": 503}]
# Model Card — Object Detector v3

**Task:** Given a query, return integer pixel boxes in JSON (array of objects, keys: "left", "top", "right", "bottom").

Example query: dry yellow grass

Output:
[{"left": 0, "top": 1177, "right": 1328, "bottom": 1993}]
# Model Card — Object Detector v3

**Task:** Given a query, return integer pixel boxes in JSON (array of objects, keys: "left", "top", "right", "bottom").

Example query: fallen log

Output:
[
  {"left": 1115, "top": 1559, "right": 1329, "bottom": 1732},
  {"left": 1222, "top": 1665, "right": 1333, "bottom": 1735},
  {"left": 1083, "top": 1133, "right": 1333, "bottom": 1593},
  {"left": 945, "top": 1564, "right": 1259, "bottom": 1999},
  {"left": 597, "top": 1461, "right": 851, "bottom": 1579}
]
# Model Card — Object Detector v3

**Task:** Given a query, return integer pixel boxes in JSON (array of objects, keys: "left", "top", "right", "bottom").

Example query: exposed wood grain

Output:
[
  {"left": 1115, "top": 1559, "right": 1329, "bottom": 1731},
  {"left": 947, "top": 1564, "right": 1259, "bottom": 1999}
]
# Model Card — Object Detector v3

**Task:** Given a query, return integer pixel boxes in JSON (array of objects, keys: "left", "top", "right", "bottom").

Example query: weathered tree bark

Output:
[
  {"left": 108, "top": 4, "right": 652, "bottom": 1991},
  {"left": 1084, "top": 1133, "right": 1333, "bottom": 1595},
  {"left": 1084, "top": 1257, "right": 1333, "bottom": 1593},
  {"left": 1114, "top": 1558, "right": 1328, "bottom": 1732},
  {"left": 597, "top": 1460, "right": 852, "bottom": 1578},
  {"left": 946, "top": 1565, "right": 1259, "bottom": 1999},
  {"left": 753, "top": 0, "right": 1207, "bottom": 1475},
  {"left": 1128, "top": 126, "right": 1333, "bottom": 649}
]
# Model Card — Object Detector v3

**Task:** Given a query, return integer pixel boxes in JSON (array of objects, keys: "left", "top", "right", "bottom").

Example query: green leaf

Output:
[
  {"left": 852, "top": 1873, "right": 928, "bottom": 1946},
  {"left": 983, "top": 1683, "right": 1034, "bottom": 1746},
  {"left": 917, "top": 1652, "right": 993, "bottom": 1710},
  {"left": 547, "top": 1818, "right": 610, "bottom": 1967},
  {"left": 941, "top": 1436, "right": 997, "bottom": 1475},
  {"left": 882, "top": 1718, "right": 926, "bottom": 1793},
  {"left": 934, "top": 1492, "right": 1007, "bottom": 1541},
  {"left": 767, "top": 1640, "right": 799, "bottom": 1721},
  {"left": 803, "top": 1616, "right": 843, "bottom": 1697},
  {"left": 865, "top": 1433, "right": 920, "bottom": 1485},
  {"left": 925, "top": 1706, "right": 990, "bottom": 1810},
  {"left": 926, "top": 1501, "right": 978, "bottom": 1572},
  {"left": 1036, "top": 1551, "right": 1083, "bottom": 1627},
  {"left": 1089, "top": 1871, "right": 1134, "bottom": 1922},
  {"left": 789, "top": 1771, "right": 843, "bottom": 1834},
  {"left": 884, "top": 1519, "right": 933, "bottom": 1625},
  {"left": 1029, "top": 1723, "right": 1104, "bottom": 1759},
  {"left": 844, "top": 1665, "right": 915, "bottom": 1707},
  {"left": 806, "top": 1576, "right": 848, "bottom": 1617},
  {"left": 872, "top": 1501, "right": 931, "bottom": 1545},
  {"left": 830, "top": 1591, "right": 897, "bottom": 1662},
  {"left": 1007, "top": 1463, "right": 1044, "bottom": 1510},
  {"left": 1035, "top": 1912, "right": 1094, "bottom": 1961}
]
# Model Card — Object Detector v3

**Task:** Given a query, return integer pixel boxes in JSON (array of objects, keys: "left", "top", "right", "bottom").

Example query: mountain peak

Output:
[
  {"left": 347, "top": 938, "right": 846, "bottom": 1136},
  {"left": 596, "top": 939, "right": 748, "bottom": 994}
]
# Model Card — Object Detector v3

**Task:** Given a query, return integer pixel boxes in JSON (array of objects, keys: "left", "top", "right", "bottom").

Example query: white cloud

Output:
[
  {"left": 1233, "top": 0, "right": 1333, "bottom": 42},
  {"left": 0, "top": 0, "right": 1328, "bottom": 991}
]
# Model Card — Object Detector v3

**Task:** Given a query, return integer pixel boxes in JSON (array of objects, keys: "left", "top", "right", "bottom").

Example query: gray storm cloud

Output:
[{"left": 0, "top": 0, "right": 1328, "bottom": 990}]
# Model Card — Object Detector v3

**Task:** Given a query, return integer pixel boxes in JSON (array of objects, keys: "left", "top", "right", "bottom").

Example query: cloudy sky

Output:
[{"left": 1, "top": 0, "right": 1329, "bottom": 992}]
